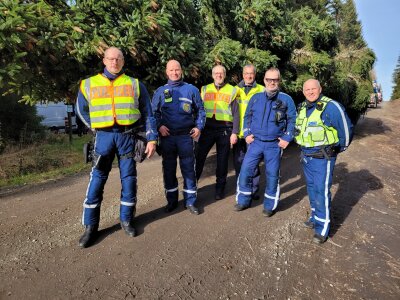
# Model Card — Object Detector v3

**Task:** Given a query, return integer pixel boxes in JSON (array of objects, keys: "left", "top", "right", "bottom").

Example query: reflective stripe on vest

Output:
[
  {"left": 80, "top": 74, "right": 141, "bottom": 128},
  {"left": 295, "top": 96, "right": 339, "bottom": 147},
  {"left": 236, "top": 84, "right": 264, "bottom": 137},
  {"left": 201, "top": 83, "right": 237, "bottom": 122}
]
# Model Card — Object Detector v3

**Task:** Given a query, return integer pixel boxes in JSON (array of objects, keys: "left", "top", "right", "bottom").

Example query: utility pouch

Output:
[
  {"left": 275, "top": 111, "right": 285, "bottom": 123},
  {"left": 133, "top": 131, "right": 148, "bottom": 163},
  {"left": 273, "top": 99, "right": 287, "bottom": 123},
  {"left": 83, "top": 141, "right": 94, "bottom": 164}
]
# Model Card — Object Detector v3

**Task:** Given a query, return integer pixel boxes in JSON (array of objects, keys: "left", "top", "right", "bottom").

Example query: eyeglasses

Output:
[{"left": 265, "top": 78, "right": 279, "bottom": 84}]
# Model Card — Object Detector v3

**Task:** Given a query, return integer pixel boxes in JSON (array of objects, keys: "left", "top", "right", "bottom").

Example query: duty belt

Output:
[
  {"left": 97, "top": 125, "right": 135, "bottom": 133},
  {"left": 302, "top": 146, "right": 337, "bottom": 159},
  {"left": 302, "top": 151, "right": 326, "bottom": 159}
]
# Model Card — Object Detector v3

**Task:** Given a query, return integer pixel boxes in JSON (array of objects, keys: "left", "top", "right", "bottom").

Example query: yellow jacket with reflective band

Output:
[
  {"left": 295, "top": 96, "right": 339, "bottom": 147},
  {"left": 236, "top": 83, "right": 264, "bottom": 138},
  {"left": 201, "top": 83, "right": 237, "bottom": 122},
  {"left": 80, "top": 74, "right": 141, "bottom": 128}
]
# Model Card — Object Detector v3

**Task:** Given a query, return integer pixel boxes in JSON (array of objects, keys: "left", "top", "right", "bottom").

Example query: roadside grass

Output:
[{"left": 0, "top": 133, "right": 92, "bottom": 189}]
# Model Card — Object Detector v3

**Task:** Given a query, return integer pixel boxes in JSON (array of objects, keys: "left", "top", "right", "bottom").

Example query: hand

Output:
[
  {"left": 278, "top": 137, "right": 289, "bottom": 149},
  {"left": 230, "top": 133, "right": 238, "bottom": 146},
  {"left": 145, "top": 142, "right": 156, "bottom": 158},
  {"left": 159, "top": 125, "right": 170, "bottom": 137},
  {"left": 245, "top": 134, "right": 254, "bottom": 144},
  {"left": 190, "top": 127, "right": 200, "bottom": 139}
]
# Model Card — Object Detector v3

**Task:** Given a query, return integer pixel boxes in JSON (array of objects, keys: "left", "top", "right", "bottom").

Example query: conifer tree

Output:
[
  {"left": 338, "top": 0, "right": 365, "bottom": 49},
  {"left": 391, "top": 55, "right": 400, "bottom": 100}
]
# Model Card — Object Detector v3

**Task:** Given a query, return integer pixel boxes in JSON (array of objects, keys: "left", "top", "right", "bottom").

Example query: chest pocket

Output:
[
  {"left": 273, "top": 99, "right": 287, "bottom": 123},
  {"left": 178, "top": 97, "right": 192, "bottom": 114}
]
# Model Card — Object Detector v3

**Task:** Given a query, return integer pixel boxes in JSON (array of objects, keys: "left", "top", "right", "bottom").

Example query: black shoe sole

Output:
[
  {"left": 79, "top": 236, "right": 96, "bottom": 248},
  {"left": 313, "top": 234, "right": 327, "bottom": 244},
  {"left": 164, "top": 203, "right": 178, "bottom": 213},
  {"left": 262, "top": 209, "right": 274, "bottom": 217},
  {"left": 123, "top": 230, "right": 136, "bottom": 237},
  {"left": 234, "top": 204, "right": 249, "bottom": 211},
  {"left": 303, "top": 221, "right": 314, "bottom": 229},
  {"left": 187, "top": 206, "right": 199, "bottom": 215}
]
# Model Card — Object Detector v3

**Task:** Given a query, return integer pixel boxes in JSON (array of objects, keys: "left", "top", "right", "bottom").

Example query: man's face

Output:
[
  {"left": 103, "top": 49, "right": 124, "bottom": 75},
  {"left": 243, "top": 66, "right": 256, "bottom": 85},
  {"left": 303, "top": 80, "right": 322, "bottom": 102},
  {"left": 263, "top": 70, "right": 280, "bottom": 93},
  {"left": 166, "top": 61, "right": 182, "bottom": 81},
  {"left": 212, "top": 66, "right": 226, "bottom": 86}
]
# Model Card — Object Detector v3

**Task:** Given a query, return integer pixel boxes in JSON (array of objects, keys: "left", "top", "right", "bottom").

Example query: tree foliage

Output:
[
  {"left": 0, "top": 0, "right": 376, "bottom": 124},
  {"left": 391, "top": 55, "right": 400, "bottom": 100},
  {"left": 0, "top": 0, "right": 81, "bottom": 104},
  {"left": 0, "top": 90, "right": 44, "bottom": 150},
  {"left": 337, "top": 0, "right": 366, "bottom": 49}
]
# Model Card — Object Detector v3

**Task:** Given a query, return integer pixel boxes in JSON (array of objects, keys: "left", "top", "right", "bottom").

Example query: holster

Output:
[{"left": 302, "top": 145, "right": 338, "bottom": 159}]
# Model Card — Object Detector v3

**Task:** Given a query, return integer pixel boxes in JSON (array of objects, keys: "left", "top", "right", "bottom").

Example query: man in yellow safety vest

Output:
[
  {"left": 233, "top": 64, "right": 264, "bottom": 200},
  {"left": 196, "top": 65, "right": 239, "bottom": 200},
  {"left": 76, "top": 47, "right": 157, "bottom": 248}
]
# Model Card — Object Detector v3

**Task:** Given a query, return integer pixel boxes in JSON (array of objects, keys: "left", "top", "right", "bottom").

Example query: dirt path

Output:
[{"left": 1, "top": 101, "right": 399, "bottom": 299}]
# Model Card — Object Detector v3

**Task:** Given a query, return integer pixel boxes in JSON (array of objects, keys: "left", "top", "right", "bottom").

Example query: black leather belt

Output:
[
  {"left": 256, "top": 138, "right": 278, "bottom": 142},
  {"left": 169, "top": 128, "right": 192, "bottom": 136}
]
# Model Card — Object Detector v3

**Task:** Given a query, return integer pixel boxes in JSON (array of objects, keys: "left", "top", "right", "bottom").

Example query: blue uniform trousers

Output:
[
  {"left": 161, "top": 134, "right": 197, "bottom": 206},
  {"left": 236, "top": 140, "right": 282, "bottom": 211},
  {"left": 82, "top": 130, "right": 137, "bottom": 225},
  {"left": 302, "top": 155, "right": 336, "bottom": 238},
  {"left": 196, "top": 127, "right": 231, "bottom": 191},
  {"left": 232, "top": 138, "right": 260, "bottom": 195}
]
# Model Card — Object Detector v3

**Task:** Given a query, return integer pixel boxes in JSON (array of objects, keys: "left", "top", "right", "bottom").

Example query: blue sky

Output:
[{"left": 354, "top": 0, "right": 400, "bottom": 100}]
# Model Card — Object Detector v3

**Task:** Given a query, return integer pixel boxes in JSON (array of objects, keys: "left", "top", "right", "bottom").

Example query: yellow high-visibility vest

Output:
[
  {"left": 295, "top": 96, "right": 339, "bottom": 147},
  {"left": 201, "top": 83, "right": 237, "bottom": 122},
  {"left": 236, "top": 83, "right": 264, "bottom": 137},
  {"left": 80, "top": 74, "right": 141, "bottom": 128}
]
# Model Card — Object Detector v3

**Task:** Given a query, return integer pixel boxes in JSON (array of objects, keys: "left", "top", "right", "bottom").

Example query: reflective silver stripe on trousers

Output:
[
  {"left": 183, "top": 189, "right": 196, "bottom": 194},
  {"left": 320, "top": 159, "right": 331, "bottom": 236},
  {"left": 83, "top": 203, "right": 100, "bottom": 208},
  {"left": 121, "top": 201, "right": 135, "bottom": 207}
]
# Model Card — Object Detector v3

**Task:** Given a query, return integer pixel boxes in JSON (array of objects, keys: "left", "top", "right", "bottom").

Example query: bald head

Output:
[
  {"left": 303, "top": 79, "right": 322, "bottom": 102},
  {"left": 104, "top": 47, "right": 123, "bottom": 58},
  {"left": 166, "top": 60, "right": 182, "bottom": 81}
]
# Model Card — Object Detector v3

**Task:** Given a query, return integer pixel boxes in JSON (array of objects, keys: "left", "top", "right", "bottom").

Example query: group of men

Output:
[{"left": 76, "top": 47, "right": 353, "bottom": 248}]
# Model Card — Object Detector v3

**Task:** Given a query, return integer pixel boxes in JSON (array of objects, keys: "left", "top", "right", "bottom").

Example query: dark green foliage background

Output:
[{"left": 1, "top": 0, "right": 375, "bottom": 125}]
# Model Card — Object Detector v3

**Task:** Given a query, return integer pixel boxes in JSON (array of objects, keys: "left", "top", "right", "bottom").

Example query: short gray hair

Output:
[
  {"left": 212, "top": 65, "right": 226, "bottom": 76},
  {"left": 243, "top": 64, "right": 256, "bottom": 74},
  {"left": 265, "top": 67, "right": 280, "bottom": 79}
]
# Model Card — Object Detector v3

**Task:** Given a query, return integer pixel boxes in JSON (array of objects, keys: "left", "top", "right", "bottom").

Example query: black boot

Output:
[
  {"left": 79, "top": 224, "right": 98, "bottom": 248},
  {"left": 121, "top": 221, "right": 136, "bottom": 237},
  {"left": 215, "top": 187, "right": 225, "bottom": 200}
]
